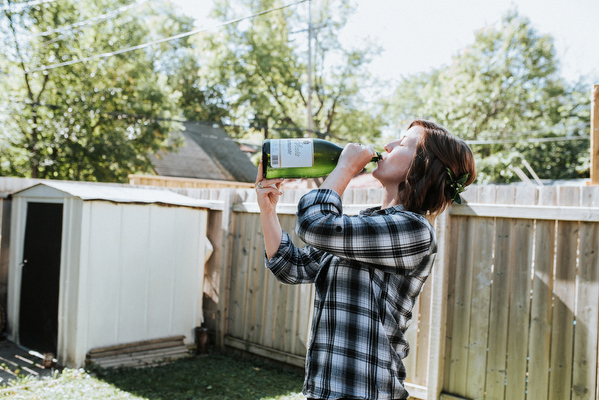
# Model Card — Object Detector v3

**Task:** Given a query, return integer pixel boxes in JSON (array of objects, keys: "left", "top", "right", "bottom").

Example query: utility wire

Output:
[
  {"left": 1, "top": 0, "right": 57, "bottom": 12},
  {"left": 32, "top": 0, "right": 147, "bottom": 37},
  {"left": 466, "top": 136, "right": 590, "bottom": 145},
  {"left": 2, "top": 101, "right": 590, "bottom": 146},
  {"left": 23, "top": 0, "right": 308, "bottom": 74}
]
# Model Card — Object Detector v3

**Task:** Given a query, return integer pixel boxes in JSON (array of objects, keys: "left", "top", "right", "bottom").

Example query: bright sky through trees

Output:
[{"left": 171, "top": 0, "right": 599, "bottom": 90}]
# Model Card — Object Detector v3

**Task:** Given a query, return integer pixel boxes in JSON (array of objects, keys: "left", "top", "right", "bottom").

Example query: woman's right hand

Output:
[
  {"left": 338, "top": 143, "right": 376, "bottom": 176},
  {"left": 320, "top": 143, "right": 375, "bottom": 197}
]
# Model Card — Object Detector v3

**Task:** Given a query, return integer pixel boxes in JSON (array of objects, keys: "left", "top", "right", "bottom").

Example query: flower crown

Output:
[{"left": 446, "top": 168, "right": 470, "bottom": 204}]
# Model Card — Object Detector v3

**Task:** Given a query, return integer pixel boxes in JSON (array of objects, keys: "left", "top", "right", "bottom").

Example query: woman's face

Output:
[{"left": 373, "top": 125, "right": 423, "bottom": 185}]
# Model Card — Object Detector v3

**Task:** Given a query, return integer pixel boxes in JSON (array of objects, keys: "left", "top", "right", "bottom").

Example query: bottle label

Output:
[{"left": 270, "top": 139, "right": 314, "bottom": 168}]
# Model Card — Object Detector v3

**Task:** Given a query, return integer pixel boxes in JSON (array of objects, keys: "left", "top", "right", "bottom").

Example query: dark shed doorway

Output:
[{"left": 19, "top": 202, "right": 63, "bottom": 354}]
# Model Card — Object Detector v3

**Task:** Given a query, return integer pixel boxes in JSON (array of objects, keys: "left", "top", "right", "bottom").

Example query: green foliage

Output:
[
  {"left": 203, "top": 0, "right": 385, "bottom": 144},
  {"left": 0, "top": 0, "right": 225, "bottom": 182},
  {"left": 386, "top": 10, "right": 591, "bottom": 183}
]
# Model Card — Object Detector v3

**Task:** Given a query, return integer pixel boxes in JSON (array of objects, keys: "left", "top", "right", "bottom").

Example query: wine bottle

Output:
[{"left": 262, "top": 138, "right": 381, "bottom": 179}]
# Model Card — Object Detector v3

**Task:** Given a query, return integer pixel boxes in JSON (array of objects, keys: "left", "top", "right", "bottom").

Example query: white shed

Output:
[{"left": 7, "top": 181, "right": 214, "bottom": 368}]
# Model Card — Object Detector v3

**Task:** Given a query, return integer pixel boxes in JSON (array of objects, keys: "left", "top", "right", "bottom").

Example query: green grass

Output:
[{"left": 0, "top": 352, "right": 305, "bottom": 400}]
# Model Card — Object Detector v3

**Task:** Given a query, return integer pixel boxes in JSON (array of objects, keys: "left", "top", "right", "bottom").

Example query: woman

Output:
[{"left": 255, "top": 120, "right": 476, "bottom": 400}]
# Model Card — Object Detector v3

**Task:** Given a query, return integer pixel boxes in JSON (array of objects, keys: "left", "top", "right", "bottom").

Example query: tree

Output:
[
  {"left": 386, "top": 10, "right": 591, "bottom": 183},
  {"left": 0, "top": 0, "right": 223, "bottom": 182},
  {"left": 203, "top": 0, "right": 385, "bottom": 144}
]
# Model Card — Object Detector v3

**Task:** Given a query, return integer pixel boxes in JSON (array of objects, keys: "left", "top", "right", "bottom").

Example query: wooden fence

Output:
[
  {"left": 437, "top": 184, "right": 599, "bottom": 400},
  {"left": 173, "top": 183, "right": 599, "bottom": 400},
  {"left": 2, "top": 177, "right": 598, "bottom": 399}
]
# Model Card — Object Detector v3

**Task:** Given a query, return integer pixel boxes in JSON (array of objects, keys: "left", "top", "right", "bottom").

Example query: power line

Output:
[
  {"left": 33, "top": 0, "right": 147, "bottom": 38},
  {"left": 466, "top": 136, "right": 590, "bottom": 145},
  {"left": 23, "top": 0, "right": 309, "bottom": 74},
  {"left": 1, "top": 0, "right": 57, "bottom": 12},
  {"left": 3, "top": 100, "right": 591, "bottom": 147},
  {"left": 0, "top": 99, "right": 320, "bottom": 136}
]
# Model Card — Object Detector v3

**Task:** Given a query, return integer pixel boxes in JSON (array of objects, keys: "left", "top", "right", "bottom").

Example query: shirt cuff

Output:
[{"left": 264, "top": 230, "right": 292, "bottom": 275}]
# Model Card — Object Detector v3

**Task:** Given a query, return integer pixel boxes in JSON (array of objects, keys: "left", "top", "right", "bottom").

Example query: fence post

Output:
[
  {"left": 216, "top": 189, "right": 239, "bottom": 349},
  {"left": 591, "top": 85, "right": 599, "bottom": 185}
]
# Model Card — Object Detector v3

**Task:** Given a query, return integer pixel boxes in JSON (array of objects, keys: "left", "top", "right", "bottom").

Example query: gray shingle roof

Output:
[{"left": 153, "top": 121, "right": 258, "bottom": 183}]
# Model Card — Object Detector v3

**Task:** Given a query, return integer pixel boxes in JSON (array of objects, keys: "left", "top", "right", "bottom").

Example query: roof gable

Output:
[
  {"left": 153, "top": 122, "right": 258, "bottom": 183},
  {"left": 11, "top": 181, "right": 215, "bottom": 208}
]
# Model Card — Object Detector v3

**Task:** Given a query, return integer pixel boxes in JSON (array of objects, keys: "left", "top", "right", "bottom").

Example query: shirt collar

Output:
[
  {"left": 360, "top": 204, "right": 406, "bottom": 216},
  {"left": 360, "top": 204, "right": 429, "bottom": 217}
]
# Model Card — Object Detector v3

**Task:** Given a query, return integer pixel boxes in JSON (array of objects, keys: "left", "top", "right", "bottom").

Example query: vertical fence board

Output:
[
  {"left": 573, "top": 220, "right": 599, "bottom": 400},
  {"left": 284, "top": 285, "right": 299, "bottom": 354},
  {"left": 504, "top": 188, "right": 536, "bottom": 400},
  {"left": 572, "top": 187, "right": 599, "bottom": 399},
  {"left": 414, "top": 277, "right": 432, "bottom": 386},
  {"left": 262, "top": 263, "right": 279, "bottom": 349},
  {"left": 247, "top": 214, "right": 266, "bottom": 344},
  {"left": 442, "top": 215, "right": 461, "bottom": 391},
  {"left": 273, "top": 277, "right": 290, "bottom": 352},
  {"left": 463, "top": 186, "right": 495, "bottom": 399},
  {"left": 505, "top": 220, "right": 534, "bottom": 399},
  {"left": 485, "top": 186, "right": 516, "bottom": 399},
  {"left": 243, "top": 214, "right": 259, "bottom": 343},
  {"left": 465, "top": 216, "right": 494, "bottom": 399},
  {"left": 404, "top": 291, "right": 419, "bottom": 381},
  {"left": 527, "top": 186, "right": 557, "bottom": 399},
  {"left": 229, "top": 212, "right": 249, "bottom": 339},
  {"left": 447, "top": 216, "right": 476, "bottom": 395},
  {"left": 216, "top": 190, "right": 238, "bottom": 348},
  {"left": 427, "top": 210, "right": 454, "bottom": 400},
  {"left": 549, "top": 187, "right": 580, "bottom": 400}
]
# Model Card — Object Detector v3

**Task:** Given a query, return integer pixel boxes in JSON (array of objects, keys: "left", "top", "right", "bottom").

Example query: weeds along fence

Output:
[{"left": 173, "top": 184, "right": 599, "bottom": 400}]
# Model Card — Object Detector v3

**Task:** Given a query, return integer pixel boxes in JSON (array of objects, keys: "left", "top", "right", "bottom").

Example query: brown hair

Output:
[{"left": 398, "top": 119, "right": 476, "bottom": 215}]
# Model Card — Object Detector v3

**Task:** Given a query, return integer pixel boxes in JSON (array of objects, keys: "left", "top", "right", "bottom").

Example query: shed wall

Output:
[
  {"left": 6, "top": 183, "right": 209, "bottom": 368},
  {"left": 76, "top": 201, "right": 207, "bottom": 366}
]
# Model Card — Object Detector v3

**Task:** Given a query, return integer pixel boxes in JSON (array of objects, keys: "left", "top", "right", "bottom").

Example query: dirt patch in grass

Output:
[{"left": 1, "top": 351, "right": 305, "bottom": 400}]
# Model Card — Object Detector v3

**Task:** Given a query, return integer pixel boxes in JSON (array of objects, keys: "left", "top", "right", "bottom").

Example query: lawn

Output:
[{"left": 0, "top": 352, "right": 305, "bottom": 400}]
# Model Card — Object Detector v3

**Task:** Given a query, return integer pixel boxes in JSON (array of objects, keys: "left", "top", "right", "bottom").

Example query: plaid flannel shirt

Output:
[{"left": 266, "top": 189, "right": 437, "bottom": 400}]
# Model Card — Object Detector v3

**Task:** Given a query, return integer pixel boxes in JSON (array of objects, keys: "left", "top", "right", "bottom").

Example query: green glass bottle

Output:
[{"left": 262, "top": 138, "right": 382, "bottom": 179}]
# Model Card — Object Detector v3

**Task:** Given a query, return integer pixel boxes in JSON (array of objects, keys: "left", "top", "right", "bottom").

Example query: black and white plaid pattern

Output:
[{"left": 266, "top": 189, "right": 437, "bottom": 400}]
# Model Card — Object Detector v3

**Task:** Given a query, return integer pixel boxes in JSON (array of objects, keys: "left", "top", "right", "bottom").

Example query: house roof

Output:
[
  {"left": 11, "top": 181, "right": 217, "bottom": 209},
  {"left": 152, "top": 121, "right": 258, "bottom": 183}
]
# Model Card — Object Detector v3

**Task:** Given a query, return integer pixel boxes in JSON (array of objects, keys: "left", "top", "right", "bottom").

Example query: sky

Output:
[{"left": 168, "top": 0, "right": 599, "bottom": 90}]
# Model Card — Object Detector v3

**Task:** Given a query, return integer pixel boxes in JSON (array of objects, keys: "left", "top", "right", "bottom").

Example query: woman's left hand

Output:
[
  {"left": 255, "top": 159, "right": 284, "bottom": 215},
  {"left": 256, "top": 159, "right": 285, "bottom": 259}
]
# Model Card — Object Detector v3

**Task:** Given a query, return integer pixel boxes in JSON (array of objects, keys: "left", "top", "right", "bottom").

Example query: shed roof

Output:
[
  {"left": 152, "top": 121, "right": 258, "bottom": 183},
  {"left": 11, "top": 181, "right": 217, "bottom": 209}
]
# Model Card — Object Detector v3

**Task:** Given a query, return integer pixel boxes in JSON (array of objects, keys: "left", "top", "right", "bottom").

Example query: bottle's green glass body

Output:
[{"left": 262, "top": 138, "right": 381, "bottom": 179}]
